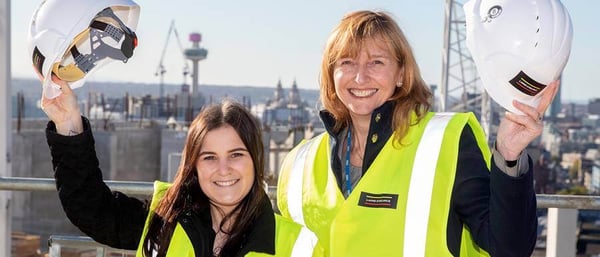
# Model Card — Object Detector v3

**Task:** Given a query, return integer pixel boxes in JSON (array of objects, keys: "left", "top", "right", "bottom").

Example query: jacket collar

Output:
[
  {"left": 186, "top": 193, "right": 276, "bottom": 257},
  {"left": 319, "top": 101, "right": 395, "bottom": 139},
  {"left": 238, "top": 195, "right": 276, "bottom": 255},
  {"left": 319, "top": 101, "right": 395, "bottom": 174}
]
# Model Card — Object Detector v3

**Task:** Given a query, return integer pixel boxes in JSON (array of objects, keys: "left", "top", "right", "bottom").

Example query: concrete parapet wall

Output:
[{"left": 11, "top": 125, "right": 162, "bottom": 250}]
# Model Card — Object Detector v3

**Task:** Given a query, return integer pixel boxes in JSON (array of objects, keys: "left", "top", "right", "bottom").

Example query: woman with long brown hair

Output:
[
  {"left": 140, "top": 100, "right": 269, "bottom": 256},
  {"left": 42, "top": 75, "right": 316, "bottom": 257}
]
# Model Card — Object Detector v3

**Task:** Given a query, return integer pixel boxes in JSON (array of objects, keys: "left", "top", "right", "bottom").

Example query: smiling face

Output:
[
  {"left": 333, "top": 38, "right": 403, "bottom": 121},
  {"left": 196, "top": 124, "right": 255, "bottom": 215}
]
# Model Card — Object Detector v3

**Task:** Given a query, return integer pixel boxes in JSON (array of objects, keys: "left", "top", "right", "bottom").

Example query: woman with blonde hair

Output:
[{"left": 278, "top": 10, "right": 554, "bottom": 256}]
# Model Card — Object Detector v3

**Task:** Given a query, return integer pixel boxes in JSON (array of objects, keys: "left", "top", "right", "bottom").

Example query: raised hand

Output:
[
  {"left": 495, "top": 81, "right": 559, "bottom": 161},
  {"left": 38, "top": 72, "right": 83, "bottom": 136}
]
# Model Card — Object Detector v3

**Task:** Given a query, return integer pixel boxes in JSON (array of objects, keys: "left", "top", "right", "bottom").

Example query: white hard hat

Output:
[
  {"left": 464, "top": 0, "right": 573, "bottom": 114},
  {"left": 28, "top": 0, "right": 140, "bottom": 99}
]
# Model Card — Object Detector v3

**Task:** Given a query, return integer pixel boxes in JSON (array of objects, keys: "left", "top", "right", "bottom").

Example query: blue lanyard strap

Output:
[{"left": 344, "top": 127, "right": 353, "bottom": 196}]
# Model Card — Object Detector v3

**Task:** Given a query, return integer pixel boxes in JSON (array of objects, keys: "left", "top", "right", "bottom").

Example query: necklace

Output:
[{"left": 213, "top": 228, "right": 227, "bottom": 257}]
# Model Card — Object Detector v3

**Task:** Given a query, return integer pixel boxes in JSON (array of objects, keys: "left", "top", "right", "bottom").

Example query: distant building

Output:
[
  {"left": 593, "top": 164, "right": 600, "bottom": 193},
  {"left": 260, "top": 79, "right": 312, "bottom": 179},
  {"left": 262, "top": 79, "right": 310, "bottom": 129},
  {"left": 589, "top": 98, "right": 600, "bottom": 115},
  {"left": 582, "top": 114, "right": 600, "bottom": 129},
  {"left": 564, "top": 102, "right": 588, "bottom": 119},
  {"left": 549, "top": 77, "right": 563, "bottom": 120}
]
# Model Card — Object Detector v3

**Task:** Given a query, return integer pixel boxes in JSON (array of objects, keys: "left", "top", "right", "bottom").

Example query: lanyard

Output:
[{"left": 344, "top": 127, "right": 353, "bottom": 196}]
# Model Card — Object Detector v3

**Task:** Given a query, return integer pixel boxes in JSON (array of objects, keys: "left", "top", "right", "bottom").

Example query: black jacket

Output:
[
  {"left": 46, "top": 118, "right": 276, "bottom": 257},
  {"left": 319, "top": 101, "right": 537, "bottom": 257}
]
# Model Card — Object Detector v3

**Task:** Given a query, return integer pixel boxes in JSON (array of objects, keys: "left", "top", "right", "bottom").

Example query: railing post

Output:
[
  {"left": 0, "top": 0, "right": 11, "bottom": 256},
  {"left": 96, "top": 246, "right": 105, "bottom": 257},
  {"left": 49, "top": 243, "right": 62, "bottom": 257},
  {"left": 546, "top": 208, "right": 577, "bottom": 257}
]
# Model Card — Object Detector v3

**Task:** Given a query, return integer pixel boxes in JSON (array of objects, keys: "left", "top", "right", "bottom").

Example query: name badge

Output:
[{"left": 358, "top": 192, "right": 398, "bottom": 209}]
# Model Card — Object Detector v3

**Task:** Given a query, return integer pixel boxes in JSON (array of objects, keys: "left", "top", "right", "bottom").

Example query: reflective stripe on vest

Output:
[
  {"left": 287, "top": 138, "right": 315, "bottom": 226},
  {"left": 290, "top": 227, "right": 319, "bottom": 257},
  {"left": 404, "top": 113, "right": 453, "bottom": 256}
]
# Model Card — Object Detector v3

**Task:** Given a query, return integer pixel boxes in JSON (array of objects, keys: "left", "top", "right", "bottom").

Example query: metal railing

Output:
[
  {"left": 1, "top": 176, "right": 598, "bottom": 209},
  {"left": 0, "top": 176, "right": 279, "bottom": 199},
  {"left": 2, "top": 176, "right": 600, "bottom": 257},
  {"left": 48, "top": 235, "right": 135, "bottom": 257},
  {"left": 0, "top": 176, "right": 153, "bottom": 196}
]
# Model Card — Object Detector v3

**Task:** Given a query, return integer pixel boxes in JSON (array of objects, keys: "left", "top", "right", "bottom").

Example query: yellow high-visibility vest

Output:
[
  {"left": 136, "top": 181, "right": 317, "bottom": 257},
  {"left": 278, "top": 112, "right": 491, "bottom": 257}
]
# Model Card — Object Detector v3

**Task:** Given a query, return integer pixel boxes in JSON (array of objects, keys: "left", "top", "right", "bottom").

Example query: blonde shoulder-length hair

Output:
[{"left": 320, "top": 10, "right": 432, "bottom": 144}]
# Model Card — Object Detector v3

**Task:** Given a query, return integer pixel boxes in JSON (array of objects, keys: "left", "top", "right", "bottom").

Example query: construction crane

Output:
[
  {"left": 441, "top": 0, "right": 492, "bottom": 140},
  {"left": 155, "top": 20, "right": 189, "bottom": 100}
]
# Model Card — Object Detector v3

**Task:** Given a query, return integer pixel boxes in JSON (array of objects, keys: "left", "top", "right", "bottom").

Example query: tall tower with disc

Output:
[{"left": 184, "top": 33, "right": 208, "bottom": 95}]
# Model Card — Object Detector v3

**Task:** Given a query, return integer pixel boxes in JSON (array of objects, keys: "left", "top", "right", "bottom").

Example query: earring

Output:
[{"left": 396, "top": 81, "right": 403, "bottom": 87}]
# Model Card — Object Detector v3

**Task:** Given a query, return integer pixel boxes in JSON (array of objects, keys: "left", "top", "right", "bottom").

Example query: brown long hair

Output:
[
  {"left": 320, "top": 10, "right": 432, "bottom": 144},
  {"left": 142, "top": 100, "right": 266, "bottom": 257}
]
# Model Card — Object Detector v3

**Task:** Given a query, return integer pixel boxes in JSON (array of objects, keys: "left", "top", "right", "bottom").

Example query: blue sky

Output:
[{"left": 10, "top": 0, "right": 600, "bottom": 102}]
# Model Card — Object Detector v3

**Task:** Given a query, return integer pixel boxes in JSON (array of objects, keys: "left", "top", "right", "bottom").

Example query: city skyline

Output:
[{"left": 9, "top": 0, "right": 600, "bottom": 102}]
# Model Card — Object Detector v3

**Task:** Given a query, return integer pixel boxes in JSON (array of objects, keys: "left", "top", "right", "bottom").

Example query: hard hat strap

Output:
[
  {"left": 94, "top": 7, "right": 135, "bottom": 37},
  {"left": 68, "top": 21, "right": 131, "bottom": 74},
  {"left": 70, "top": 47, "right": 95, "bottom": 74}
]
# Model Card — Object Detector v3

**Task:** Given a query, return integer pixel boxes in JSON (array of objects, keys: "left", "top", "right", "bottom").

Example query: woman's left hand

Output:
[{"left": 495, "top": 81, "right": 559, "bottom": 161}]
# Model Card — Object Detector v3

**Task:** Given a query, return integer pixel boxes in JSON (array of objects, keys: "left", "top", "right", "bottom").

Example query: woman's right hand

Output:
[{"left": 39, "top": 73, "right": 83, "bottom": 136}]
